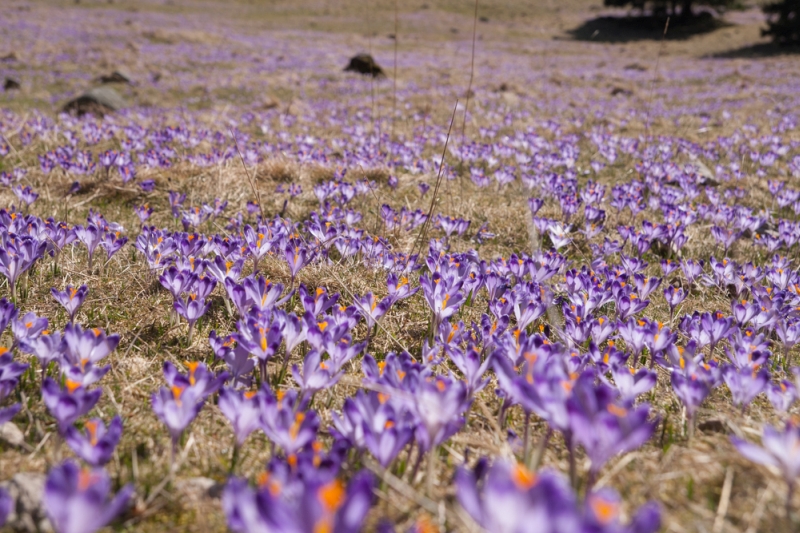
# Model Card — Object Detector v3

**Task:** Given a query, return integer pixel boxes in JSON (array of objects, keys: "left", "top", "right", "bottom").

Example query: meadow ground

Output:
[{"left": 1, "top": 0, "right": 800, "bottom": 532}]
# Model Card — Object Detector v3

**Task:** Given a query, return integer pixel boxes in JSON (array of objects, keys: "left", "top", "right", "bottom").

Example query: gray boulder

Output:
[
  {"left": 97, "top": 69, "right": 133, "bottom": 84},
  {"left": 62, "top": 86, "right": 127, "bottom": 117},
  {"left": 3, "top": 78, "right": 20, "bottom": 91}
]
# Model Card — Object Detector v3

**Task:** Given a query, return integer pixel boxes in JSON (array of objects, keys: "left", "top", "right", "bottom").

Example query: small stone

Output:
[
  {"left": 344, "top": 54, "right": 384, "bottom": 78},
  {"left": 0, "top": 422, "right": 25, "bottom": 447},
  {"left": 3, "top": 78, "right": 20, "bottom": 91},
  {"left": 624, "top": 62, "right": 647, "bottom": 71},
  {"left": 97, "top": 69, "right": 133, "bottom": 84},
  {"left": 0, "top": 473, "right": 52, "bottom": 533},
  {"left": 698, "top": 419, "right": 727, "bottom": 434},
  {"left": 174, "top": 477, "right": 221, "bottom": 500},
  {"left": 261, "top": 96, "right": 280, "bottom": 110},
  {"left": 501, "top": 91, "right": 520, "bottom": 107}
]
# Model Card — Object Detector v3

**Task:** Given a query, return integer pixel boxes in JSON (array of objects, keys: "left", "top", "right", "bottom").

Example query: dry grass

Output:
[{"left": 1, "top": 0, "right": 800, "bottom": 532}]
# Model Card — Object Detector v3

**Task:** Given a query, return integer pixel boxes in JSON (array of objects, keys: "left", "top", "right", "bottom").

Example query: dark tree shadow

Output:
[
  {"left": 566, "top": 12, "right": 729, "bottom": 43},
  {"left": 709, "top": 41, "right": 800, "bottom": 58}
]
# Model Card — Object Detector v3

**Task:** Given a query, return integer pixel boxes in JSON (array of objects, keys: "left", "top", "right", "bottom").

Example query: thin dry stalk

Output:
[
  {"left": 643, "top": 17, "right": 670, "bottom": 145},
  {"left": 713, "top": 467, "right": 734, "bottom": 533},
  {"left": 391, "top": 0, "right": 399, "bottom": 144},
  {"left": 461, "top": 0, "right": 479, "bottom": 144},
  {"left": 229, "top": 128, "right": 265, "bottom": 221},
  {"left": 410, "top": 99, "right": 459, "bottom": 259}
]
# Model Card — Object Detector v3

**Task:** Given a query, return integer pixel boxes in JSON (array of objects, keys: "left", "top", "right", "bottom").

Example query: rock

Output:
[
  {"left": 610, "top": 86, "right": 633, "bottom": 97},
  {"left": 689, "top": 161, "right": 719, "bottom": 187},
  {"left": 61, "top": 86, "right": 127, "bottom": 117},
  {"left": 3, "top": 78, "right": 20, "bottom": 91},
  {"left": 261, "top": 96, "right": 280, "bottom": 110},
  {"left": 500, "top": 91, "right": 520, "bottom": 107},
  {"left": 698, "top": 419, "right": 727, "bottom": 434},
  {"left": 624, "top": 62, "right": 648, "bottom": 71},
  {"left": 174, "top": 477, "right": 221, "bottom": 500},
  {"left": 0, "top": 473, "right": 52, "bottom": 533},
  {"left": 0, "top": 52, "right": 18, "bottom": 62},
  {"left": 344, "top": 54, "right": 384, "bottom": 77},
  {"left": 0, "top": 422, "right": 25, "bottom": 447},
  {"left": 97, "top": 69, "right": 132, "bottom": 84}
]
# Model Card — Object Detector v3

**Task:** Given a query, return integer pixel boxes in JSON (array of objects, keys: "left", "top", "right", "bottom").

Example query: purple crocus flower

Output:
[
  {"left": 456, "top": 460, "right": 584, "bottom": 533},
  {"left": 223, "top": 470, "right": 373, "bottom": 533},
  {"left": 664, "top": 285, "right": 686, "bottom": 322},
  {"left": 73, "top": 224, "right": 103, "bottom": 270},
  {"left": 242, "top": 225, "right": 273, "bottom": 272},
  {"left": 0, "top": 237, "right": 46, "bottom": 299},
  {"left": 300, "top": 285, "right": 339, "bottom": 317},
  {"left": 354, "top": 292, "right": 392, "bottom": 330},
  {"left": 291, "top": 350, "right": 342, "bottom": 400},
  {"left": 134, "top": 204, "right": 153, "bottom": 224},
  {"left": 0, "top": 298, "right": 17, "bottom": 335},
  {"left": 62, "top": 323, "right": 120, "bottom": 370},
  {"left": 277, "top": 311, "right": 309, "bottom": 357},
  {"left": 722, "top": 365, "right": 768, "bottom": 410},
  {"left": 331, "top": 390, "right": 414, "bottom": 468},
  {"left": 732, "top": 421, "right": 800, "bottom": 512},
  {"left": 585, "top": 488, "right": 661, "bottom": 533},
  {"left": 159, "top": 266, "right": 197, "bottom": 300},
  {"left": 42, "top": 378, "right": 102, "bottom": 432},
  {"left": 671, "top": 370, "right": 716, "bottom": 423},
  {"left": 51, "top": 285, "right": 88, "bottom": 322},
  {"left": 386, "top": 273, "right": 419, "bottom": 304},
  {"left": 243, "top": 276, "right": 290, "bottom": 313},
  {"left": 0, "top": 487, "right": 10, "bottom": 528},
  {"left": 234, "top": 317, "right": 283, "bottom": 382},
  {"left": 19, "top": 331, "right": 64, "bottom": 372},
  {"left": 766, "top": 380, "right": 797, "bottom": 413},
  {"left": 0, "top": 348, "right": 29, "bottom": 400},
  {"left": 284, "top": 240, "right": 310, "bottom": 283},
  {"left": 412, "top": 376, "right": 471, "bottom": 452},
  {"left": 210, "top": 332, "right": 256, "bottom": 388},
  {"left": 168, "top": 191, "right": 186, "bottom": 218},
  {"left": 616, "top": 294, "right": 649, "bottom": 321},
  {"left": 568, "top": 374, "right": 656, "bottom": 482},
  {"left": 174, "top": 295, "right": 209, "bottom": 344},
  {"left": 44, "top": 460, "right": 133, "bottom": 533},
  {"left": 208, "top": 257, "right": 245, "bottom": 286},
  {"left": 0, "top": 402, "right": 20, "bottom": 427},
  {"left": 64, "top": 416, "right": 123, "bottom": 467},
  {"left": 151, "top": 380, "right": 205, "bottom": 448},
  {"left": 259, "top": 390, "right": 318, "bottom": 456},
  {"left": 12, "top": 185, "right": 38, "bottom": 207},
  {"left": 419, "top": 272, "right": 464, "bottom": 328},
  {"left": 11, "top": 311, "right": 48, "bottom": 345},
  {"left": 218, "top": 386, "right": 263, "bottom": 447},
  {"left": 100, "top": 231, "right": 127, "bottom": 261},
  {"left": 609, "top": 363, "right": 657, "bottom": 405},
  {"left": 61, "top": 360, "right": 110, "bottom": 389},
  {"left": 163, "top": 361, "right": 226, "bottom": 399},
  {"left": 446, "top": 345, "right": 493, "bottom": 395},
  {"left": 680, "top": 259, "right": 704, "bottom": 286}
]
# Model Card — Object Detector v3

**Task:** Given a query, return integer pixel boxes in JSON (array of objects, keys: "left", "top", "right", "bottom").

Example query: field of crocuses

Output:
[{"left": 1, "top": 0, "right": 800, "bottom": 532}]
